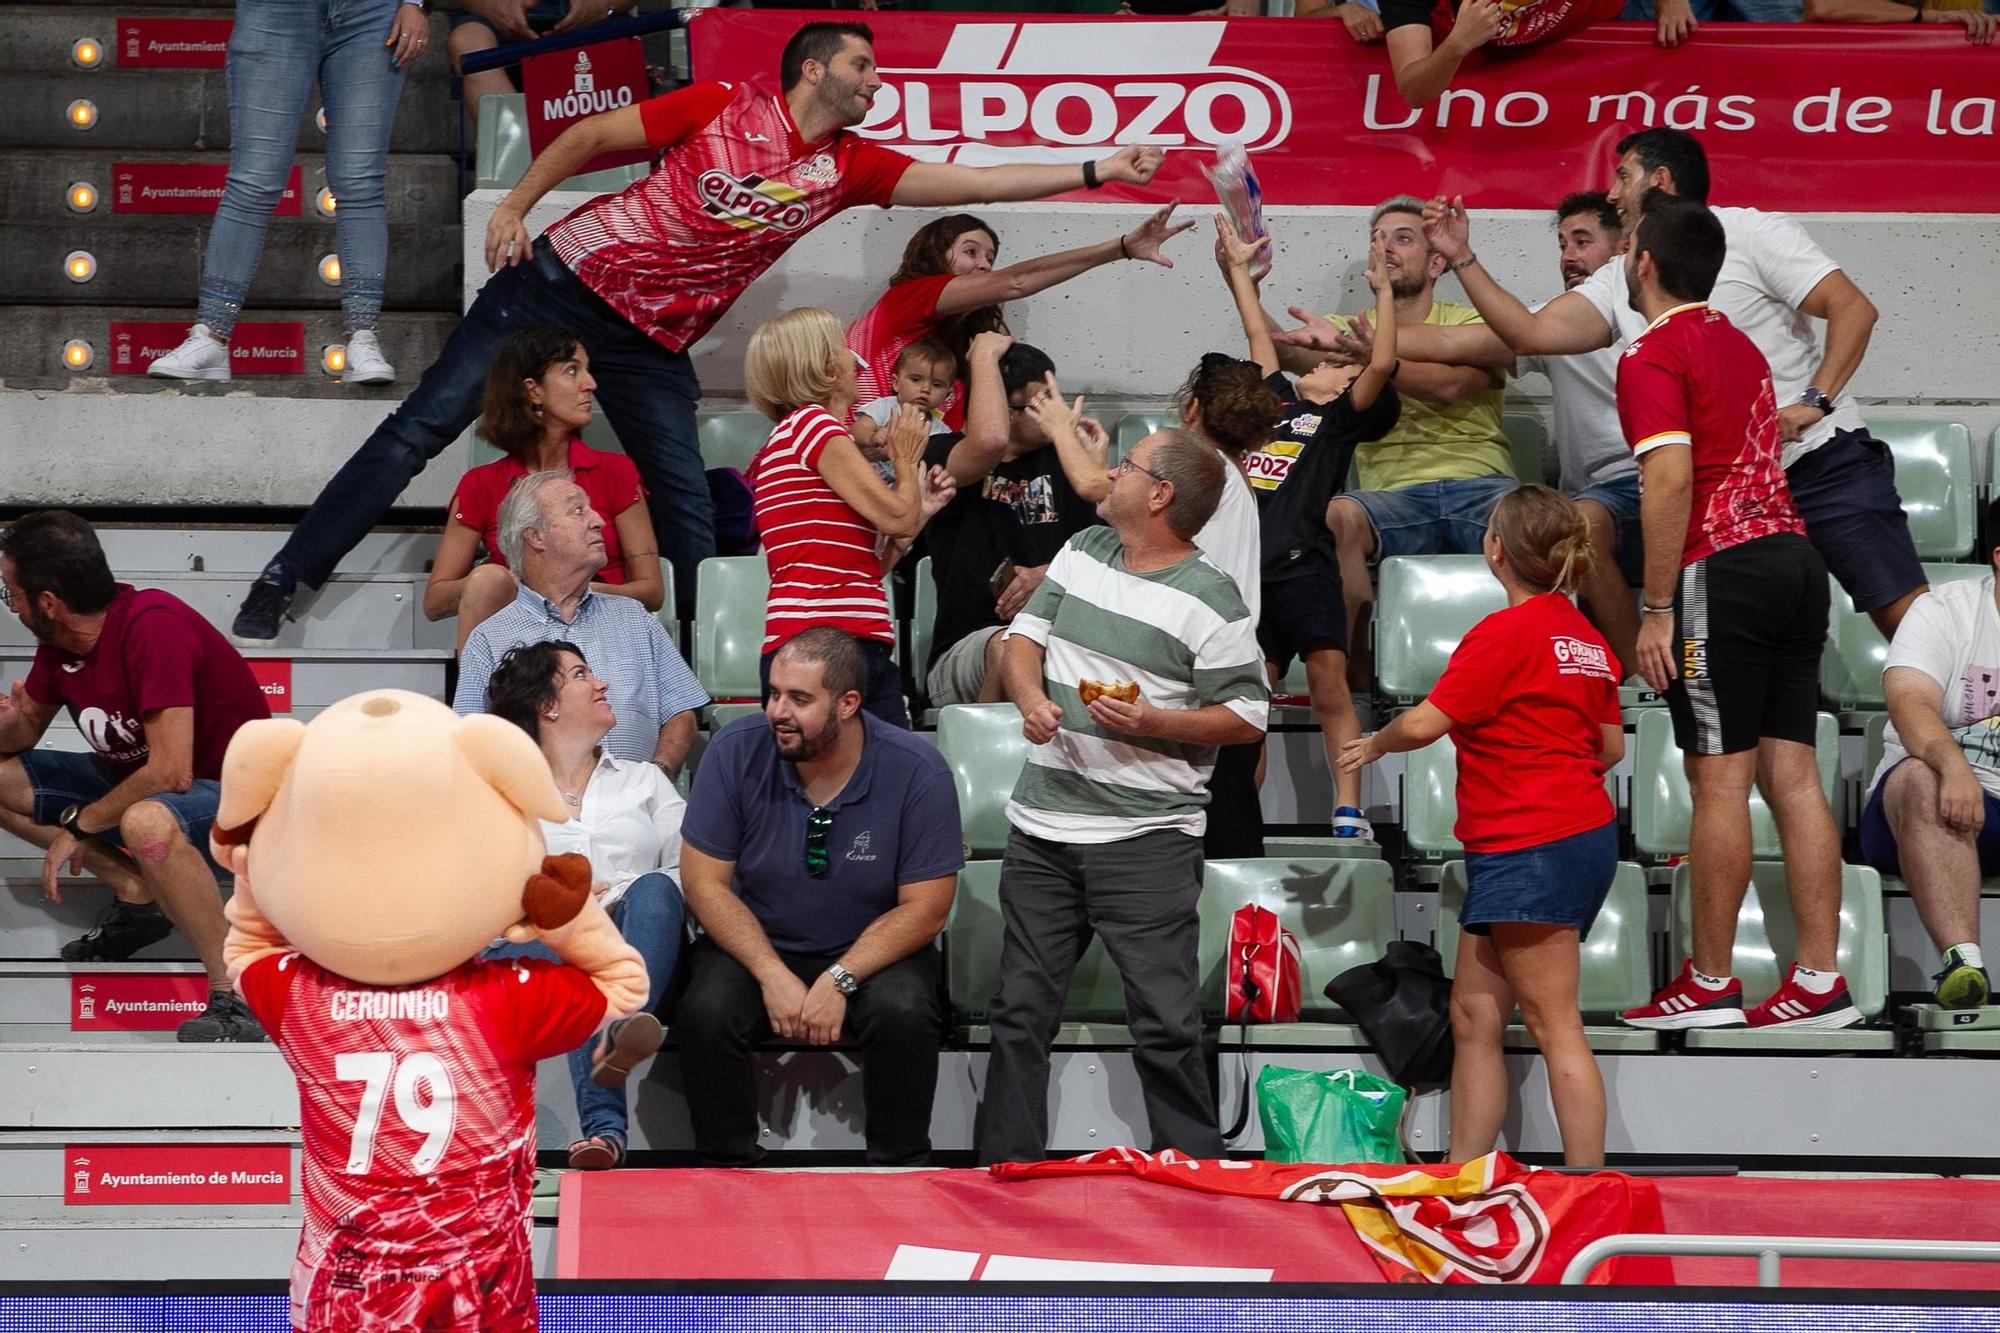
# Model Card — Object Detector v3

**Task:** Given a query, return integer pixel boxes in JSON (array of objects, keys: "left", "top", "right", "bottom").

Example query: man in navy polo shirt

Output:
[{"left": 677, "top": 626, "right": 962, "bottom": 1165}]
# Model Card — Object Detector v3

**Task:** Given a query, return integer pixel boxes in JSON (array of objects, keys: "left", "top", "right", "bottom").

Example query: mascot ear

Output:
[
  {"left": 209, "top": 718, "right": 308, "bottom": 858},
  {"left": 451, "top": 713, "right": 570, "bottom": 823}
]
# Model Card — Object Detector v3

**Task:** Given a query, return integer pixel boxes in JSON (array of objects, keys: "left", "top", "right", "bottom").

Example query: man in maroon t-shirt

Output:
[
  {"left": 1611, "top": 197, "right": 1856, "bottom": 1036},
  {"left": 230, "top": 19, "right": 1169, "bottom": 646},
  {"left": 0, "top": 512, "right": 271, "bottom": 1042}
]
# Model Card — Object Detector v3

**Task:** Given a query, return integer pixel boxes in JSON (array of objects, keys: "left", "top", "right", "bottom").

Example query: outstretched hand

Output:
[
  {"left": 1422, "top": 195, "right": 1471, "bottom": 263},
  {"left": 1212, "top": 212, "right": 1271, "bottom": 276},
  {"left": 1121, "top": 202, "right": 1197, "bottom": 268}
]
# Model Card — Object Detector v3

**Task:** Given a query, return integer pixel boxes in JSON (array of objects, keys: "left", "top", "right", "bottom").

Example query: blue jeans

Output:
[
  {"left": 18, "top": 749, "right": 228, "bottom": 878},
  {"left": 1351, "top": 475, "right": 1516, "bottom": 558},
  {"left": 200, "top": 0, "right": 407, "bottom": 337},
  {"left": 1571, "top": 472, "right": 1645, "bottom": 585},
  {"left": 485, "top": 871, "right": 684, "bottom": 1146},
  {"left": 273, "top": 238, "right": 710, "bottom": 611}
]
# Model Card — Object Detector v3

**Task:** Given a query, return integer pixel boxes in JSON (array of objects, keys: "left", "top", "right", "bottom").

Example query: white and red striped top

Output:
[{"left": 751, "top": 405, "right": 893, "bottom": 653}]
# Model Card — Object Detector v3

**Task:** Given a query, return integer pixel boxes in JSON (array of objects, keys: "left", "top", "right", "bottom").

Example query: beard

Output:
[
  {"left": 773, "top": 709, "right": 842, "bottom": 762},
  {"left": 816, "top": 72, "right": 872, "bottom": 127},
  {"left": 1389, "top": 270, "right": 1428, "bottom": 300}
]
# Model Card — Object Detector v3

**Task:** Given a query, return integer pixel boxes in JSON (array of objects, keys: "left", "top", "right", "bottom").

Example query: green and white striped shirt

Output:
[{"left": 1006, "top": 526, "right": 1268, "bottom": 844}]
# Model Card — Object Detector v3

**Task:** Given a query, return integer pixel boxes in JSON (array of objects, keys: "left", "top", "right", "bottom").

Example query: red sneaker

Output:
[
  {"left": 1744, "top": 968, "right": 1861, "bottom": 1030},
  {"left": 1620, "top": 959, "right": 1746, "bottom": 1029}
]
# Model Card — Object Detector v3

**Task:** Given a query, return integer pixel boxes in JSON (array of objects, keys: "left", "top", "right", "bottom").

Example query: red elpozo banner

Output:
[
  {"left": 993, "top": 1149, "right": 1673, "bottom": 1285},
  {"left": 691, "top": 12, "right": 2000, "bottom": 212}
]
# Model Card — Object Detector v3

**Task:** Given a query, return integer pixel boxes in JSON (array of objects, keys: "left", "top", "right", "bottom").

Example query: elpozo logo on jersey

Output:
[
  {"left": 696, "top": 170, "right": 811, "bottom": 232},
  {"left": 855, "top": 22, "right": 1292, "bottom": 161}
]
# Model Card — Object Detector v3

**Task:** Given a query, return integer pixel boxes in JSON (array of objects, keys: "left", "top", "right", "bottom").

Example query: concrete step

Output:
[
  {"left": 0, "top": 571, "right": 422, "bottom": 652},
  {"left": 1, "top": 150, "right": 461, "bottom": 226},
  {"left": 0, "top": 647, "right": 450, "bottom": 708},
  {"left": 6, "top": 218, "right": 461, "bottom": 307},
  {"left": 5, "top": 307, "right": 458, "bottom": 391},
  {"left": 0, "top": 879, "right": 201, "bottom": 963},
  {"left": 88, "top": 526, "right": 437, "bottom": 578}
]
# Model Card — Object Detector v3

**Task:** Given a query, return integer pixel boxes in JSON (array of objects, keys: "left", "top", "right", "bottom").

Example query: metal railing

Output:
[{"left": 1563, "top": 1233, "right": 2000, "bottom": 1286}]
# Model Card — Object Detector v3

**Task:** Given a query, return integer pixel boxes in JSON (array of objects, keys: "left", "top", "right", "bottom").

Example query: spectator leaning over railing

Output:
[
  {"left": 448, "top": 0, "right": 644, "bottom": 130},
  {"left": 228, "top": 20, "right": 1169, "bottom": 647},
  {"left": 1377, "top": 0, "right": 1624, "bottom": 109},
  {"left": 147, "top": 0, "right": 427, "bottom": 385},
  {"left": 425, "top": 326, "right": 665, "bottom": 653},
  {"left": 1803, "top": 0, "right": 1997, "bottom": 40},
  {"left": 1342, "top": 485, "right": 1622, "bottom": 1167},
  {"left": 453, "top": 471, "right": 709, "bottom": 775},
  {"left": 0, "top": 513, "right": 271, "bottom": 1042}
]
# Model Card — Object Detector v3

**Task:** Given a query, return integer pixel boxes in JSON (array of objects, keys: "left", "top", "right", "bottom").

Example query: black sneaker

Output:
[
  {"left": 60, "top": 901, "right": 173, "bottom": 962},
  {"left": 177, "top": 990, "right": 267, "bottom": 1043},
  {"left": 230, "top": 561, "right": 296, "bottom": 647}
]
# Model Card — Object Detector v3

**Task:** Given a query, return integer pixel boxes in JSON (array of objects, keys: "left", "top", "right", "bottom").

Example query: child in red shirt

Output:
[{"left": 1341, "top": 485, "right": 1622, "bottom": 1166}]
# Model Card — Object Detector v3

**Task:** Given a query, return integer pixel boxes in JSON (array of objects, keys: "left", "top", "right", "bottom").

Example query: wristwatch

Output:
[
  {"left": 826, "top": 963, "right": 860, "bottom": 996},
  {"left": 1796, "top": 386, "right": 1833, "bottom": 418},
  {"left": 56, "top": 804, "right": 87, "bottom": 836}
]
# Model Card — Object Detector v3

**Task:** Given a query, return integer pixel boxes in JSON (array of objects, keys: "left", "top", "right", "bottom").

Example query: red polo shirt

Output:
[{"left": 448, "top": 438, "right": 646, "bottom": 583}]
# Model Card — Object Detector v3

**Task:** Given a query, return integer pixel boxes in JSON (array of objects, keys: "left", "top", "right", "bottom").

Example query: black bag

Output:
[{"left": 1324, "top": 940, "right": 1455, "bottom": 1089}]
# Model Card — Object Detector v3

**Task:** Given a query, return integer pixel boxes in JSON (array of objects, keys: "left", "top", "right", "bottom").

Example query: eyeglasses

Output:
[
  {"left": 1112, "top": 457, "right": 1164, "bottom": 483},
  {"left": 804, "top": 805, "right": 834, "bottom": 879}
]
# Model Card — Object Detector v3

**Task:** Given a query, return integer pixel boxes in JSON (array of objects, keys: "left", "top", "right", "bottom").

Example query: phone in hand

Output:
[{"left": 989, "top": 558, "right": 1018, "bottom": 600}]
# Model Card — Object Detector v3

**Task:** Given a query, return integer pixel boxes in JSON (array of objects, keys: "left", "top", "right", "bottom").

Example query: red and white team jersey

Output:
[
  {"left": 546, "top": 81, "right": 914, "bottom": 353},
  {"left": 751, "top": 405, "right": 894, "bottom": 653},
  {"left": 239, "top": 952, "right": 607, "bottom": 1332},
  {"left": 1616, "top": 302, "right": 1805, "bottom": 567}
]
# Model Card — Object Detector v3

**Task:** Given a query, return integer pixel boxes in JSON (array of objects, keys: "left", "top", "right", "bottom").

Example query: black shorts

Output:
[
  {"left": 1667, "top": 533, "right": 1828, "bottom": 756},
  {"left": 1256, "top": 564, "right": 1347, "bottom": 669},
  {"left": 1785, "top": 428, "right": 1926, "bottom": 615}
]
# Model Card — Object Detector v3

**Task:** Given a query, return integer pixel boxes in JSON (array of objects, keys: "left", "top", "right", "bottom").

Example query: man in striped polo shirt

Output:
[{"left": 975, "top": 429, "right": 1269, "bottom": 1165}]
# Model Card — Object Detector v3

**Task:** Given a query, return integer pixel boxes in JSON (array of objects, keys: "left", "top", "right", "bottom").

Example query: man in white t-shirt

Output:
[
  {"left": 1285, "top": 128, "right": 1928, "bottom": 643},
  {"left": 1857, "top": 514, "right": 2000, "bottom": 1009}
]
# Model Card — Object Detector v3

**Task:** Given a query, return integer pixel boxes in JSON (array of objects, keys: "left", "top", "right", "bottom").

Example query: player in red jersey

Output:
[
  {"left": 1612, "top": 193, "right": 1857, "bottom": 1035},
  {"left": 233, "top": 20, "right": 1170, "bottom": 646}
]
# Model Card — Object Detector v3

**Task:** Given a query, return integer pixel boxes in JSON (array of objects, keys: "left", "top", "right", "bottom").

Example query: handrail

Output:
[
  {"left": 459, "top": 10, "right": 684, "bottom": 78},
  {"left": 1562, "top": 1233, "right": 2000, "bottom": 1286}
]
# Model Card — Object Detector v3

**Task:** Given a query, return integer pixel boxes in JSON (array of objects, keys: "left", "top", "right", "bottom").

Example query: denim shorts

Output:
[
  {"left": 1859, "top": 758, "right": 2000, "bottom": 878},
  {"left": 18, "top": 748, "right": 227, "bottom": 876},
  {"left": 1351, "top": 475, "right": 1516, "bottom": 558},
  {"left": 1570, "top": 472, "right": 1645, "bottom": 586},
  {"left": 1460, "top": 819, "right": 1618, "bottom": 938}
]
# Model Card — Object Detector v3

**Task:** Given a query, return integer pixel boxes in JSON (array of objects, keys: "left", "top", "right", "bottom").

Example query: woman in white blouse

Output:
[{"left": 485, "top": 640, "right": 686, "bottom": 1171}]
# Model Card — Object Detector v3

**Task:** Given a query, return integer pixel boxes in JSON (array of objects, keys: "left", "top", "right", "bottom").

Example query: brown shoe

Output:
[{"left": 589, "top": 1013, "right": 663, "bottom": 1088}]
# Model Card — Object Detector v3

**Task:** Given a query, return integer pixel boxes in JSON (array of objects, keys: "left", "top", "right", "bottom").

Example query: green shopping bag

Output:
[{"left": 1255, "top": 1065, "right": 1407, "bottom": 1165}]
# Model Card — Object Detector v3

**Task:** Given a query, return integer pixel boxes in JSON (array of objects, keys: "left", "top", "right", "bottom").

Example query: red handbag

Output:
[{"left": 1225, "top": 904, "right": 1302, "bottom": 1024}]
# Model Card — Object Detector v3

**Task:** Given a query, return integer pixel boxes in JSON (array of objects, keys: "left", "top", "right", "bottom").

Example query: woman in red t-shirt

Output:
[
  {"left": 845, "top": 206, "right": 1195, "bottom": 430},
  {"left": 423, "top": 327, "right": 665, "bottom": 651},
  {"left": 1341, "top": 485, "right": 1623, "bottom": 1166},
  {"left": 743, "top": 308, "right": 953, "bottom": 728}
]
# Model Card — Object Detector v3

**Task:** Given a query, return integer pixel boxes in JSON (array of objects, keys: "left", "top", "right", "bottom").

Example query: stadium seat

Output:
[
  {"left": 1631, "top": 709, "right": 1841, "bottom": 860},
  {"left": 1872, "top": 419, "right": 1976, "bottom": 561},
  {"left": 1112, "top": 411, "right": 1178, "bottom": 462},
  {"left": 935, "top": 704, "right": 1029, "bottom": 859},
  {"left": 1502, "top": 414, "right": 1551, "bottom": 486},
  {"left": 705, "top": 702, "right": 762, "bottom": 733},
  {"left": 1438, "top": 861, "right": 1659, "bottom": 1051},
  {"left": 1261, "top": 836, "right": 1384, "bottom": 862},
  {"left": 946, "top": 860, "right": 1134, "bottom": 1041},
  {"left": 1204, "top": 857, "right": 1398, "bottom": 1047},
  {"left": 1403, "top": 734, "right": 1618, "bottom": 866},
  {"left": 1374, "top": 556, "right": 1507, "bottom": 704},
  {"left": 1671, "top": 861, "right": 1894, "bottom": 1051},
  {"left": 1820, "top": 563, "right": 1988, "bottom": 714},
  {"left": 474, "top": 94, "right": 653, "bottom": 193},
  {"left": 690, "top": 557, "right": 768, "bottom": 702},
  {"left": 910, "top": 556, "right": 937, "bottom": 711},
  {"left": 698, "top": 410, "right": 772, "bottom": 475}
]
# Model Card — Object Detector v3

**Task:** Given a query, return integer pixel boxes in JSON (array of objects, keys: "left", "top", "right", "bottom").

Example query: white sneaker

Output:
[
  {"left": 342, "top": 330, "right": 394, "bottom": 385},
  {"left": 146, "top": 324, "right": 230, "bottom": 382}
]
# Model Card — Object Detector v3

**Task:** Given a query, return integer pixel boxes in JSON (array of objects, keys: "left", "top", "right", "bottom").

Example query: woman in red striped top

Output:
[{"left": 744, "top": 307, "right": 940, "bottom": 727}]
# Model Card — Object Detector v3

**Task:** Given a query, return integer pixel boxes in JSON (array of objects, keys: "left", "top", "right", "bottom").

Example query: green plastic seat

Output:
[
  {"left": 1872, "top": 419, "right": 1975, "bottom": 561},
  {"left": 1821, "top": 564, "right": 1988, "bottom": 713},
  {"left": 910, "top": 557, "right": 938, "bottom": 710},
  {"left": 1671, "top": 861, "right": 1893, "bottom": 1050},
  {"left": 1201, "top": 858, "right": 1396, "bottom": 1035},
  {"left": 690, "top": 557, "right": 768, "bottom": 702},
  {"left": 705, "top": 702, "right": 762, "bottom": 733},
  {"left": 1261, "top": 836, "right": 1382, "bottom": 862},
  {"left": 1631, "top": 709, "right": 1841, "bottom": 859},
  {"left": 697, "top": 410, "right": 773, "bottom": 475},
  {"left": 1502, "top": 414, "right": 1549, "bottom": 486},
  {"left": 1403, "top": 735, "right": 1616, "bottom": 863},
  {"left": 474, "top": 93, "right": 653, "bottom": 193},
  {"left": 947, "top": 861, "right": 1131, "bottom": 1038},
  {"left": 934, "top": 704, "right": 1029, "bottom": 860},
  {"left": 1375, "top": 556, "right": 1507, "bottom": 703},
  {"left": 1113, "top": 411, "right": 1178, "bottom": 463},
  {"left": 1437, "top": 861, "right": 1659, "bottom": 1052}
]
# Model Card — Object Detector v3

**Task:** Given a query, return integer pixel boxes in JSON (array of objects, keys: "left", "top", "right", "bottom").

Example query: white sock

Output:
[
  {"left": 1951, "top": 943, "right": 1985, "bottom": 970},
  {"left": 1690, "top": 967, "right": 1731, "bottom": 991},
  {"left": 1791, "top": 964, "right": 1839, "bottom": 995}
]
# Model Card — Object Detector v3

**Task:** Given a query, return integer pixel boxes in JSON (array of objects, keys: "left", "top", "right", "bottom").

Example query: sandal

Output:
[
  {"left": 567, "top": 1135, "right": 624, "bottom": 1171},
  {"left": 589, "top": 1013, "right": 664, "bottom": 1088}
]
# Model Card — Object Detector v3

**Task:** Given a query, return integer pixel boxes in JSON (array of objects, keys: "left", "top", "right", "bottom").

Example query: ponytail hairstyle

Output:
[
  {"left": 1488, "top": 484, "right": 1595, "bottom": 596},
  {"left": 1176, "top": 352, "right": 1283, "bottom": 460}
]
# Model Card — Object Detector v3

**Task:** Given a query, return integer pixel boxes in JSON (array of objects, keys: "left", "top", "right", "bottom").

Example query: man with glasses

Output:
[{"left": 675, "top": 627, "right": 962, "bottom": 1165}]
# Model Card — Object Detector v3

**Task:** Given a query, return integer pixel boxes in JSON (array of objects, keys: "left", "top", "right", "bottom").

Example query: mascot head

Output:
[{"left": 208, "top": 690, "right": 587, "bottom": 986}]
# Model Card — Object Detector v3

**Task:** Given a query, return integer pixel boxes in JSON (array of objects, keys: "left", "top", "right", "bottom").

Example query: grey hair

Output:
[
  {"left": 1370, "top": 194, "right": 1429, "bottom": 232},
  {"left": 496, "top": 469, "right": 573, "bottom": 570},
  {"left": 1137, "top": 428, "right": 1226, "bottom": 541}
]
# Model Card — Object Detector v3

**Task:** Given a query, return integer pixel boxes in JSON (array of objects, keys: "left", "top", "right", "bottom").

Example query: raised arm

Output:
[
  {"left": 1349, "top": 242, "right": 1400, "bottom": 414},
  {"left": 1023, "top": 373, "right": 1111, "bottom": 505},
  {"left": 484, "top": 105, "right": 652, "bottom": 270},
  {"left": 1214, "top": 214, "right": 1280, "bottom": 376},
  {"left": 890, "top": 146, "right": 1164, "bottom": 208},
  {"left": 933, "top": 204, "right": 1194, "bottom": 318},
  {"left": 1384, "top": 0, "right": 1504, "bottom": 107},
  {"left": 942, "top": 332, "right": 1017, "bottom": 487},
  {"left": 1421, "top": 196, "right": 1616, "bottom": 356}
]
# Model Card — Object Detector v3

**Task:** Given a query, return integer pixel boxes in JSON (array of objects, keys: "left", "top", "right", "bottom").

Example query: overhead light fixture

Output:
[
  {"left": 64, "top": 251, "right": 97, "bottom": 284},
  {"left": 67, "top": 99, "right": 98, "bottom": 130},
  {"left": 317, "top": 254, "right": 341, "bottom": 286},
  {"left": 321, "top": 344, "right": 348, "bottom": 376},
  {"left": 63, "top": 340, "right": 95, "bottom": 371},
  {"left": 71, "top": 38, "right": 105, "bottom": 69},
  {"left": 315, "top": 187, "right": 337, "bottom": 217},
  {"left": 66, "top": 181, "right": 99, "bottom": 213}
]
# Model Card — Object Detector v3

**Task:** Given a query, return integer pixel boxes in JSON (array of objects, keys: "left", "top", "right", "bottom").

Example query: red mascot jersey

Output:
[{"left": 240, "top": 951, "right": 607, "bottom": 1332}]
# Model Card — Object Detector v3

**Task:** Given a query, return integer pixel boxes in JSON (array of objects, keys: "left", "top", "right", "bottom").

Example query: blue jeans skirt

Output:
[{"left": 1460, "top": 820, "right": 1617, "bottom": 938}]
